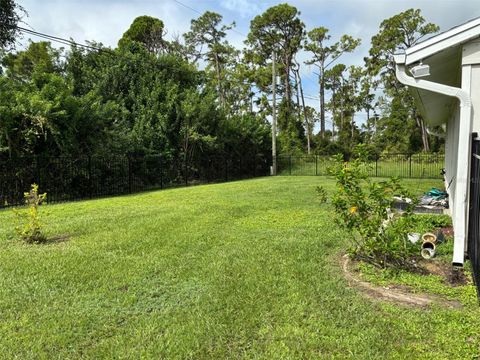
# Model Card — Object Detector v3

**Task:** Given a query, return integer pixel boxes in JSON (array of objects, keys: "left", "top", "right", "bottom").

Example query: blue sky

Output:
[{"left": 17, "top": 0, "right": 480, "bottom": 127}]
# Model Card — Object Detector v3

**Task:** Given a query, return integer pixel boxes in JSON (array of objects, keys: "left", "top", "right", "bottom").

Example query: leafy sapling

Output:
[{"left": 13, "top": 184, "right": 47, "bottom": 243}]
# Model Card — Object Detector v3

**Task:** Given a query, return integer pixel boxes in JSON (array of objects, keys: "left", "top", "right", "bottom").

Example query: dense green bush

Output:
[
  {"left": 324, "top": 146, "right": 417, "bottom": 268},
  {"left": 13, "top": 184, "right": 47, "bottom": 243}
]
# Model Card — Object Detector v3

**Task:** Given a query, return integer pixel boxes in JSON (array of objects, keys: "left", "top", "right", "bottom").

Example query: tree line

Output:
[{"left": 0, "top": 1, "right": 444, "bottom": 162}]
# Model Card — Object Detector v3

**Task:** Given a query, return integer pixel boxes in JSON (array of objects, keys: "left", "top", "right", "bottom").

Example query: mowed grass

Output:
[
  {"left": 278, "top": 156, "right": 443, "bottom": 179},
  {"left": 0, "top": 176, "right": 479, "bottom": 359}
]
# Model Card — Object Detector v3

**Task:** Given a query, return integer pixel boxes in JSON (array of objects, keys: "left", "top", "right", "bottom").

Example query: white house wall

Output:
[
  {"left": 458, "top": 39, "right": 480, "bottom": 256},
  {"left": 445, "top": 107, "right": 460, "bottom": 218},
  {"left": 443, "top": 39, "right": 480, "bottom": 214},
  {"left": 470, "top": 65, "right": 480, "bottom": 133},
  {"left": 463, "top": 40, "right": 480, "bottom": 134}
]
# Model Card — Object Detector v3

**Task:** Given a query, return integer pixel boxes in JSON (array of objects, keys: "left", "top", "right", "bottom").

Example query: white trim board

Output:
[{"left": 404, "top": 17, "right": 480, "bottom": 65}]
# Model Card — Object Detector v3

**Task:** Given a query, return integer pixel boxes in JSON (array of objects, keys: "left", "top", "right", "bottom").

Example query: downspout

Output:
[{"left": 393, "top": 54, "right": 472, "bottom": 267}]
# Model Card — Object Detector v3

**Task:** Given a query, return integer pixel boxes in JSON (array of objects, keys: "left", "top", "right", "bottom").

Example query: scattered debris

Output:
[
  {"left": 408, "top": 232, "right": 421, "bottom": 244},
  {"left": 421, "top": 242, "right": 436, "bottom": 259},
  {"left": 420, "top": 231, "right": 445, "bottom": 260},
  {"left": 419, "top": 188, "right": 448, "bottom": 207}
]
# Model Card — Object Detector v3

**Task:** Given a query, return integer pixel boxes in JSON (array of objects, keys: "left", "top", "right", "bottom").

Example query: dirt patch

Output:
[
  {"left": 441, "top": 226, "right": 454, "bottom": 237},
  {"left": 342, "top": 256, "right": 463, "bottom": 309},
  {"left": 447, "top": 268, "right": 469, "bottom": 287},
  {"left": 421, "top": 260, "right": 469, "bottom": 287},
  {"left": 46, "top": 234, "right": 72, "bottom": 244}
]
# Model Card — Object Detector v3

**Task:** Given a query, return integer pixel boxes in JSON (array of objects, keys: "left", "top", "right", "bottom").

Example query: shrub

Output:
[
  {"left": 13, "top": 184, "right": 47, "bottom": 243},
  {"left": 326, "top": 145, "right": 417, "bottom": 269}
]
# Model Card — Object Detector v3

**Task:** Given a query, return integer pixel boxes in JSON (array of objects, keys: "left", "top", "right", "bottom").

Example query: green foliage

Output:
[
  {"left": 0, "top": 0, "right": 25, "bottom": 50},
  {"left": 246, "top": 3, "right": 304, "bottom": 61},
  {"left": 0, "top": 12, "right": 273, "bottom": 162},
  {"left": 367, "top": 8, "right": 439, "bottom": 80},
  {"left": 13, "top": 183, "right": 47, "bottom": 243},
  {"left": 409, "top": 214, "right": 452, "bottom": 233},
  {"left": 246, "top": 3, "right": 305, "bottom": 149},
  {"left": 118, "top": 16, "right": 166, "bottom": 54},
  {"left": 365, "top": 8, "right": 440, "bottom": 153},
  {"left": 327, "top": 145, "right": 417, "bottom": 268},
  {"left": 0, "top": 6, "right": 446, "bottom": 165},
  {"left": 304, "top": 26, "right": 361, "bottom": 136},
  {"left": 184, "top": 11, "right": 236, "bottom": 107}
]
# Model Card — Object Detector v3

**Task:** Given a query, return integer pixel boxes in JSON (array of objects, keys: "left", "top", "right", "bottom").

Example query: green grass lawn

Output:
[
  {"left": 1, "top": 176, "right": 479, "bottom": 359},
  {"left": 278, "top": 156, "right": 444, "bottom": 179}
]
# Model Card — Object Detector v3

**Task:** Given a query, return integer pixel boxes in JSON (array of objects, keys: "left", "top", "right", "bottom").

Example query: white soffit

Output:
[{"left": 408, "top": 46, "right": 461, "bottom": 126}]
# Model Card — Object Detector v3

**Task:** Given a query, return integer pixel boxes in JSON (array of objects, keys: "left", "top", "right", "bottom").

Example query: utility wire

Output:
[
  {"left": 171, "top": 0, "right": 247, "bottom": 38},
  {"left": 171, "top": 0, "right": 202, "bottom": 15},
  {"left": 16, "top": 26, "right": 111, "bottom": 53}
]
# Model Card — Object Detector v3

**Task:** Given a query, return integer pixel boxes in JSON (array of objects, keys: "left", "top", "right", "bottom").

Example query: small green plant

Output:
[
  {"left": 327, "top": 145, "right": 417, "bottom": 269},
  {"left": 13, "top": 184, "right": 47, "bottom": 243}
]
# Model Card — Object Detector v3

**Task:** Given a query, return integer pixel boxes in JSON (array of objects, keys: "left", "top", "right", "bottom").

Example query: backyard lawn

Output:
[{"left": 1, "top": 176, "right": 479, "bottom": 359}]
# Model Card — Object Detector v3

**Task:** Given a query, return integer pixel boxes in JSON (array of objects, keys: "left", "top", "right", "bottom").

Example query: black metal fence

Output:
[
  {"left": 277, "top": 153, "right": 444, "bottom": 179},
  {"left": 468, "top": 133, "right": 480, "bottom": 298},
  {"left": 0, "top": 154, "right": 270, "bottom": 207}
]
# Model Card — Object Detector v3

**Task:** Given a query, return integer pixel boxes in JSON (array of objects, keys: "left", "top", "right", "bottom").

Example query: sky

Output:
[{"left": 16, "top": 0, "right": 480, "bottom": 128}]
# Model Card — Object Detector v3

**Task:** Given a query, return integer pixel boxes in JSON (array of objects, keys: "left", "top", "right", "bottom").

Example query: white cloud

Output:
[
  {"left": 220, "top": 0, "right": 261, "bottom": 18},
  {"left": 18, "top": 0, "right": 192, "bottom": 47}
]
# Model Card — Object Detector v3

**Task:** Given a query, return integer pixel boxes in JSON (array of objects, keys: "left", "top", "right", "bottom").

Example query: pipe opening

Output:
[{"left": 422, "top": 241, "right": 435, "bottom": 250}]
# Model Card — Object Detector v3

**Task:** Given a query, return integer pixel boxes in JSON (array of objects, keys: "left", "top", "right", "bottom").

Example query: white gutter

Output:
[{"left": 394, "top": 54, "right": 472, "bottom": 267}]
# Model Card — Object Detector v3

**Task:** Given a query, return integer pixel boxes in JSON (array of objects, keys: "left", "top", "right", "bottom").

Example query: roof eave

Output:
[{"left": 404, "top": 18, "right": 480, "bottom": 65}]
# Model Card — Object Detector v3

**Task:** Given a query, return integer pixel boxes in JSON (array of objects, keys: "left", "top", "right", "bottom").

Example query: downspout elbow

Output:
[{"left": 394, "top": 63, "right": 471, "bottom": 107}]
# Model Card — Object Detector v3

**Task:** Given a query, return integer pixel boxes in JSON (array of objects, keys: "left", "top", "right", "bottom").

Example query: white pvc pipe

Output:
[{"left": 394, "top": 55, "right": 472, "bottom": 267}]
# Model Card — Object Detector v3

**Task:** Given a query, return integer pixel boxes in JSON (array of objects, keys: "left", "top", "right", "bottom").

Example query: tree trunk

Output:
[
  {"left": 332, "top": 87, "right": 336, "bottom": 138},
  {"left": 340, "top": 79, "right": 344, "bottom": 134},
  {"left": 418, "top": 116, "right": 430, "bottom": 152},
  {"left": 284, "top": 55, "right": 291, "bottom": 110},
  {"left": 351, "top": 113, "right": 354, "bottom": 140},
  {"left": 213, "top": 53, "right": 224, "bottom": 108},
  {"left": 296, "top": 67, "right": 311, "bottom": 154},
  {"left": 320, "top": 72, "right": 326, "bottom": 137},
  {"left": 5, "top": 130, "right": 12, "bottom": 158},
  {"left": 294, "top": 68, "right": 301, "bottom": 121}
]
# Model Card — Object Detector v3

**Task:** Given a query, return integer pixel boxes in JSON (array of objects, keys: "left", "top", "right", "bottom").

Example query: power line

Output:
[
  {"left": 172, "top": 0, "right": 202, "bottom": 15},
  {"left": 16, "top": 26, "right": 112, "bottom": 54},
  {"left": 171, "top": 0, "right": 247, "bottom": 38}
]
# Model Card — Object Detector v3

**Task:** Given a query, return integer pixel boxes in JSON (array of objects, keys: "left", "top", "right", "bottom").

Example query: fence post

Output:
[
  {"left": 128, "top": 156, "right": 132, "bottom": 194},
  {"left": 88, "top": 155, "right": 93, "bottom": 199},
  {"left": 185, "top": 156, "right": 188, "bottom": 187},
  {"left": 206, "top": 158, "right": 211, "bottom": 183},
  {"left": 225, "top": 156, "right": 228, "bottom": 182},
  {"left": 159, "top": 156, "right": 163, "bottom": 189},
  {"left": 409, "top": 155, "right": 412, "bottom": 178},
  {"left": 289, "top": 155, "right": 292, "bottom": 175},
  {"left": 315, "top": 155, "right": 318, "bottom": 176},
  {"left": 375, "top": 157, "right": 378, "bottom": 177}
]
